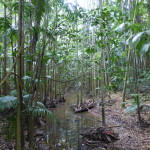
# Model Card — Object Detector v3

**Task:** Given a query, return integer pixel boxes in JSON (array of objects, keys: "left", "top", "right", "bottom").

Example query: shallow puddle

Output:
[{"left": 46, "top": 91, "right": 101, "bottom": 149}]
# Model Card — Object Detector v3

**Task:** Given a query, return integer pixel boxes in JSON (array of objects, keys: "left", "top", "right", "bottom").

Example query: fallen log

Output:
[
  {"left": 80, "top": 126, "right": 119, "bottom": 145},
  {"left": 71, "top": 99, "right": 97, "bottom": 113},
  {"left": 85, "top": 140, "right": 108, "bottom": 147}
]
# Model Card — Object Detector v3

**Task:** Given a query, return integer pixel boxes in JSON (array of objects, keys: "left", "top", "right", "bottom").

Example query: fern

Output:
[
  {"left": 32, "top": 108, "right": 55, "bottom": 120},
  {"left": 36, "top": 101, "right": 45, "bottom": 108},
  {"left": 30, "top": 101, "right": 59, "bottom": 123},
  {"left": 0, "top": 96, "right": 17, "bottom": 112},
  {"left": 23, "top": 94, "right": 32, "bottom": 101},
  {"left": 0, "top": 94, "right": 32, "bottom": 112},
  {"left": 9, "top": 90, "right": 17, "bottom": 96},
  {"left": 0, "top": 95, "right": 57, "bottom": 122}
]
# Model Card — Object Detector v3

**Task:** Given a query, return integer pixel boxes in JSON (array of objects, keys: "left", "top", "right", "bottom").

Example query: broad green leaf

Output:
[
  {"left": 130, "top": 23, "right": 143, "bottom": 33},
  {"left": 9, "top": 90, "right": 17, "bottom": 96},
  {"left": 141, "top": 43, "right": 150, "bottom": 54},
  {"left": 132, "top": 30, "right": 150, "bottom": 46},
  {"left": 23, "top": 94, "right": 32, "bottom": 101},
  {"left": 32, "top": 107, "right": 55, "bottom": 120},
  {"left": 22, "top": 76, "right": 31, "bottom": 80},
  {"left": 131, "top": 30, "right": 150, "bottom": 55},
  {"left": 132, "top": 32, "right": 144, "bottom": 45},
  {"left": 126, "top": 34, "right": 134, "bottom": 45},
  {"left": 136, "top": 38, "right": 147, "bottom": 56},
  {"left": 0, "top": 96, "right": 17, "bottom": 111},
  {"left": 36, "top": 102, "right": 45, "bottom": 108},
  {"left": 115, "top": 23, "right": 125, "bottom": 33},
  {"left": 86, "top": 47, "right": 95, "bottom": 54}
]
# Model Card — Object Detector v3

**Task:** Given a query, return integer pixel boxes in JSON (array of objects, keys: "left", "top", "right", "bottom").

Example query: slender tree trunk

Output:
[
  {"left": 101, "top": 50, "right": 106, "bottom": 126},
  {"left": 122, "top": 50, "right": 130, "bottom": 103},
  {"left": 134, "top": 51, "right": 141, "bottom": 124},
  {"left": 3, "top": 5, "right": 7, "bottom": 95},
  {"left": 10, "top": 13, "right": 17, "bottom": 89},
  {"left": 75, "top": 1, "right": 80, "bottom": 105},
  {"left": 16, "top": 0, "right": 24, "bottom": 149},
  {"left": 147, "top": 0, "right": 150, "bottom": 23}
]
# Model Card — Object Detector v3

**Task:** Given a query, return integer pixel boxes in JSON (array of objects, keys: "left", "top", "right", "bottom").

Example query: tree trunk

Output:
[
  {"left": 16, "top": 0, "right": 24, "bottom": 149},
  {"left": 3, "top": 5, "right": 7, "bottom": 96},
  {"left": 147, "top": 0, "right": 150, "bottom": 23}
]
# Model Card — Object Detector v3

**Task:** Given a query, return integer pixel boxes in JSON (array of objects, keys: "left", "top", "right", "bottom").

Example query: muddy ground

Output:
[
  {"left": 0, "top": 91, "right": 150, "bottom": 150},
  {"left": 89, "top": 92, "right": 150, "bottom": 150}
]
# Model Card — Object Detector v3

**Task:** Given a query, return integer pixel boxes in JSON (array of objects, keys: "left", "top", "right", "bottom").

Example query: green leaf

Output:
[
  {"left": 132, "top": 30, "right": 150, "bottom": 46},
  {"left": 23, "top": 94, "right": 32, "bottom": 101},
  {"left": 0, "top": 96, "right": 17, "bottom": 111},
  {"left": 132, "top": 32, "right": 144, "bottom": 46},
  {"left": 0, "top": 17, "right": 11, "bottom": 31},
  {"left": 9, "top": 90, "right": 17, "bottom": 96},
  {"left": 130, "top": 23, "right": 143, "bottom": 33},
  {"left": 115, "top": 23, "right": 125, "bottom": 33},
  {"left": 141, "top": 43, "right": 150, "bottom": 54},
  {"left": 126, "top": 34, "right": 134, "bottom": 45},
  {"left": 131, "top": 30, "right": 150, "bottom": 55},
  {"left": 22, "top": 76, "right": 31, "bottom": 80},
  {"left": 86, "top": 47, "right": 95, "bottom": 54},
  {"left": 36, "top": 102, "right": 45, "bottom": 108},
  {"left": 32, "top": 107, "right": 55, "bottom": 120},
  {"left": 27, "top": 101, "right": 58, "bottom": 123}
]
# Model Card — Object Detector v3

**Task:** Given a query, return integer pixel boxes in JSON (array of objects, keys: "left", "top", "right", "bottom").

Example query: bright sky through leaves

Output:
[{"left": 64, "top": 0, "right": 87, "bottom": 8}]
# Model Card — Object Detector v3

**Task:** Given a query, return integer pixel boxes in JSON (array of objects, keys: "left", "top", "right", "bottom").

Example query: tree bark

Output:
[
  {"left": 147, "top": 0, "right": 150, "bottom": 23},
  {"left": 16, "top": 0, "right": 24, "bottom": 149},
  {"left": 3, "top": 5, "right": 7, "bottom": 96}
]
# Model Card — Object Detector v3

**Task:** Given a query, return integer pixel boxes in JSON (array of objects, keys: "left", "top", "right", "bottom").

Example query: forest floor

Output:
[
  {"left": 0, "top": 91, "right": 150, "bottom": 150},
  {"left": 89, "top": 92, "right": 150, "bottom": 150}
]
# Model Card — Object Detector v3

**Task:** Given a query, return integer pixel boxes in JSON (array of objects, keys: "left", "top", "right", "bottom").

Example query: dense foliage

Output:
[{"left": 0, "top": 0, "right": 150, "bottom": 149}]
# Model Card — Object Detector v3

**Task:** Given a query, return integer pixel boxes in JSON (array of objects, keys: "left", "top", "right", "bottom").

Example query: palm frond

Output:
[
  {"left": 36, "top": 102, "right": 45, "bottom": 108},
  {"left": 132, "top": 30, "right": 150, "bottom": 44},
  {"left": 141, "top": 43, "right": 150, "bottom": 54},
  {"left": 9, "top": 90, "right": 17, "bottom": 96},
  {"left": 32, "top": 0, "right": 46, "bottom": 22},
  {"left": 28, "top": 101, "right": 57, "bottom": 122},
  {"left": 32, "top": 107, "right": 55, "bottom": 120},
  {"left": 132, "top": 32, "right": 145, "bottom": 46},
  {"left": 0, "top": 96, "right": 17, "bottom": 112},
  {"left": 23, "top": 94, "right": 32, "bottom": 101},
  {"left": 0, "top": 94, "right": 33, "bottom": 112},
  {"left": 127, "top": 30, "right": 150, "bottom": 55}
]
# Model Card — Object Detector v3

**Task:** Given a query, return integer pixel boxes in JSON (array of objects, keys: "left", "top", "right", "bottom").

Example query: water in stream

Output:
[{"left": 46, "top": 90, "right": 102, "bottom": 150}]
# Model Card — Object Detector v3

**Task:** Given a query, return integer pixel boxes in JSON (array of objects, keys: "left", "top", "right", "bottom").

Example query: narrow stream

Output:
[{"left": 45, "top": 90, "right": 101, "bottom": 150}]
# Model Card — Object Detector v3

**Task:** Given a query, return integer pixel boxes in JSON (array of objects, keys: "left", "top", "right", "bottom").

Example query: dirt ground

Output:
[
  {"left": 89, "top": 92, "right": 150, "bottom": 150},
  {"left": 0, "top": 91, "right": 150, "bottom": 150}
]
